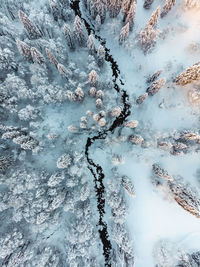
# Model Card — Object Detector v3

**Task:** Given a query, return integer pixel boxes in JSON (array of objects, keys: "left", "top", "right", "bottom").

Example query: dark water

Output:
[{"left": 70, "top": 1, "right": 131, "bottom": 266}]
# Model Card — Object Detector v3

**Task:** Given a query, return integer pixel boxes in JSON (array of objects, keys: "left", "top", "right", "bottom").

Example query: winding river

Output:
[{"left": 70, "top": 1, "right": 131, "bottom": 266}]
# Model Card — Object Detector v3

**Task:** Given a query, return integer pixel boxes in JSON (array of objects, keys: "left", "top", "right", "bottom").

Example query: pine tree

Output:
[
  {"left": 95, "top": 14, "right": 101, "bottom": 31},
  {"left": 57, "top": 154, "right": 72, "bottom": 169},
  {"left": 49, "top": 0, "right": 59, "bottom": 21},
  {"left": 184, "top": 0, "right": 200, "bottom": 9},
  {"left": 161, "top": 0, "right": 176, "bottom": 18},
  {"left": 108, "top": 0, "right": 122, "bottom": 18},
  {"left": 89, "top": 70, "right": 98, "bottom": 86},
  {"left": 152, "top": 164, "right": 174, "bottom": 180},
  {"left": 89, "top": 0, "right": 107, "bottom": 23},
  {"left": 18, "top": 10, "right": 41, "bottom": 39},
  {"left": 122, "top": 0, "right": 132, "bottom": 19},
  {"left": 45, "top": 48, "right": 58, "bottom": 67},
  {"left": 96, "top": 98, "right": 102, "bottom": 108},
  {"left": 125, "top": 120, "right": 138, "bottom": 128},
  {"left": 121, "top": 176, "right": 135, "bottom": 197},
  {"left": 143, "top": 0, "right": 154, "bottom": 9},
  {"left": 0, "top": 156, "right": 12, "bottom": 172},
  {"left": 168, "top": 178, "right": 200, "bottom": 218},
  {"left": 146, "top": 77, "right": 166, "bottom": 95},
  {"left": 140, "top": 25, "right": 159, "bottom": 52},
  {"left": 75, "top": 87, "right": 84, "bottom": 101},
  {"left": 139, "top": 7, "right": 160, "bottom": 52},
  {"left": 30, "top": 47, "right": 45, "bottom": 64},
  {"left": 147, "top": 70, "right": 162, "bottom": 83},
  {"left": 147, "top": 6, "right": 160, "bottom": 28},
  {"left": 125, "top": 2, "right": 136, "bottom": 29},
  {"left": 97, "top": 45, "right": 105, "bottom": 66},
  {"left": 136, "top": 93, "right": 148, "bottom": 104},
  {"left": 73, "top": 15, "right": 87, "bottom": 46},
  {"left": 87, "top": 34, "right": 96, "bottom": 54},
  {"left": 119, "top": 22, "right": 130, "bottom": 44},
  {"left": 16, "top": 39, "right": 32, "bottom": 61},
  {"left": 57, "top": 63, "right": 69, "bottom": 79},
  {"left": 63, "top": 24, "right": 75, "bottom": 49},
  {"left": 175, "top": 62, "right": 200, "bottom": 86}
]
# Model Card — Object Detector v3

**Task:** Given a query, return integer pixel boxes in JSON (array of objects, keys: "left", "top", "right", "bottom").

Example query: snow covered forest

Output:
[{"left": 0, "top": 0, "right": 200, "bottom": 266}]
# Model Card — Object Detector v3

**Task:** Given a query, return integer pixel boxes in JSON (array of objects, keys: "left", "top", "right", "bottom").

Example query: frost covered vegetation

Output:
[{"left": 0, "top": 0, "right": 200, "bottom": 266}]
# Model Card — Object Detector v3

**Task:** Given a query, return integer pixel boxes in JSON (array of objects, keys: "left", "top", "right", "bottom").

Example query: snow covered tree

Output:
[
  {"left": 181, "top": 131, "right": 200, "bottom": 141},
  {"left": 121, "top": 176, "right": 135, "bottom": 197},
  {"left": 172, "top": 142, "right": 188, "bottom": 156},
  {"left": 49, "top": 0, "right": 59, "bottom": 21},
  {"left": 87, "top": 34, "right": 96, "bottom": 54},
  {"left": 63, "top": 23, "right": 75, "bottom": 49},
  {"left": 96, "top": 98, "right": 102, "bottom": 108},
  {"left": 96, "top": 89, "right": 104, "bottom": 99},
  {"left": 0, "top": 156, "right": 12, "bottom": 172},
  {"left": 147, "top": 6, "right": 160, "bottom": 27},
  {"left": 0, "top": 46, "right": 17, "bottom": 74},
  {"left": 184, "top": 0, "right": 200, "bottom": 9},
  {"left": 18, "top": 105, "right": 39, "bottom": 121},
  {"left": 108, "top": 0, "right": 122, "bottom": 18},
  {"left": 98, "top": 117, "right": 106, "bottom": 127},
  {"left": 143, "top": 0, "right": 154, "bottom": 9},
  {"left": 119, "top": 23, "right": 130, "bottom": 44},
  {"left": 57, "top": 63, "right": 69, "bottom": 79},
  {"left": 125, "top": 120, "right": 138, "bottom": 128},
  {"left": 161, "top": 0, "right": 176, "bottom": 18},
  {"left": 95, "top": 14, "right": 101, "bottom": 31},
  {"left": 139, "top": 7, "right": 160, "bottom": 52},
  {"left": 110, "top": 106, "right": 122, "bottom": 117},
  {"left": 188, "top": 89, "right": 200, "bottom": 106},
  {"left": 175, "top": 62, "right": 200, "bottom": 86},
  {"left": 75, "top": 87, "right": 84, "bottom": 101},
  {"left": 89, "top": 70, "right": 98, "bottom": 86},
  {"left": 13, "top": 135, "right": 39, "bottom": 150},
  {"left": 48, "top": 171, "right": 64, "bottom": 187},
  {"left": 129, "top": 134, "right": 144, "bottom": 145},
  {"left": 16, "top": 39, "right": 32, "bottom": 61},
  {"left": 45, "top": 48, "right": 58, "bottom": 67},
  {"left": 89, "top": 0, "right": 107, "bottom": 23},
  {"left": 140, "top": 25, "right": 159, "bottom": 52},
  {"left": 57, "top": 153, "right": 72, "bottom": 168},
  {"left": 147, "top": 70, "right": 162, "bottom": 83},
  {"left": 30, "top": 47, "right": 45, "bottom": 64},
  {"left": 168, "top": 178, "right": 200, "bottom": 218},
  {"left": 125, "top": 2, "right": 136, "bottom": 28},
  {"left": 152, "top": 164, "right": 174, "bottom": 180},
  {"left": 18, "top": 10, "right": 41, "bottom": 39},
  {"left": 97, "top": 45, "right": 105, "bottom": 66},
  {"left": 122, "top": 0, "right": 132, "bottom": 20},
  {"left": 73, "top": 15, "right": 87, "bottom": 46},
  {"left": 89, "top": 86, "right": 96, "bottom": 97},
  {"left": 146, "top": 77, "right": 166, "bottom": 95}
]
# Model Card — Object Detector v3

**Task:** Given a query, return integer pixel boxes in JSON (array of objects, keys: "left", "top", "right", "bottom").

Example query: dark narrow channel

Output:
[{"left": 70, "top": 1, "right": 131, "bottom": 266}]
